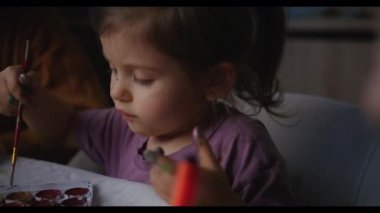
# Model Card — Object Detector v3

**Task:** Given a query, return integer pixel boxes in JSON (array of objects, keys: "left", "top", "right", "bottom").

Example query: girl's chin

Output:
[
  {"left": 126, "top": 124, "right": 153, "bottom": 137},
  {"left": 126, "top": 121, "right": 184, "bottom": 138}
]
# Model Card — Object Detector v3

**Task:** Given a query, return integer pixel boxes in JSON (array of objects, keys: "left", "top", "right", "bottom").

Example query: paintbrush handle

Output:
[
  {"left": 10, "top": 103, "right": 24, "bottom": 186},
  {"left": 10, "top": 40, "right": 30, "bottom": 186},
  {"left": 171, "top": 160, "right": 199, "bottom": 206}
]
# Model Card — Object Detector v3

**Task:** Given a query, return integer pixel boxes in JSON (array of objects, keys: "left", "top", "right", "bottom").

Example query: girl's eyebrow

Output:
[
  {"left": 101, "top": 51, "right": 163, "bottom": 73},
  {"left": 120, "top": 64, "right": 163, "bottom": 73}
]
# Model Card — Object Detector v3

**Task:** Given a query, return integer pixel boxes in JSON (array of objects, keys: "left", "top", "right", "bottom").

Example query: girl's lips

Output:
[
  {"left": 116, "top": 109, "right": 136, "bottom": 117},
  {"left": 119, "top": 111, "right": 137, "bottom": 121},
  {"left": 123, "top": 112, "right": 136, "bottom": 118}
]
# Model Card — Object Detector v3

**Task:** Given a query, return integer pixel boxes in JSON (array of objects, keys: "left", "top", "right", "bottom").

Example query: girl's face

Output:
[{"left": 100, "top": 27, "right": 210, "bottom": 138}]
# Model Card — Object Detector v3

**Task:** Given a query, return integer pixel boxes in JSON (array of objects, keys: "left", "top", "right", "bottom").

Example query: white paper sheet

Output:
[{"left": 0, "top": 156, "right": 167, "bottom": 206}]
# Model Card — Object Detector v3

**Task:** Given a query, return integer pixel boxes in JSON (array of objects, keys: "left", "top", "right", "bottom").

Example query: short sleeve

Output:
[
  {"left": 236, "top": 157, "right": 295, "bottom": 205},
  {"left": 72, "top": 108, "right": 125, "bottom": 168},
  {"left": 211, "top": 115, "right": 295, "bottom": 205}
]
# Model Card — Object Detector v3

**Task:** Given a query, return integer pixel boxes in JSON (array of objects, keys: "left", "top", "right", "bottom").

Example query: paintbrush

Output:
[{"left": 10, "top": 40, "right": 30, "bottom": 186}]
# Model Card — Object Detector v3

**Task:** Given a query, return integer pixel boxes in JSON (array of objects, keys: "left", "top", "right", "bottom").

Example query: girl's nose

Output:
[{"left": 110, "top": 80, "right": 133, "bottom": 103}]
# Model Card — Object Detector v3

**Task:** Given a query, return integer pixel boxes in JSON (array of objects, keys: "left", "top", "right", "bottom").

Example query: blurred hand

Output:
[
  {"left": 150, "top": 154, "right": 175, "bottom": 203},
  {"left": 361, "top": 42, "right": 380, "bottom": 123},
  {"left": 193, "top": 129, "right": 244, "bottom": 206},
  {"left": 149, "top": 128, "right": 245, "bottom": 206},
  {"left": 0, "top": 65, "right": 38, "bottom": 116}
]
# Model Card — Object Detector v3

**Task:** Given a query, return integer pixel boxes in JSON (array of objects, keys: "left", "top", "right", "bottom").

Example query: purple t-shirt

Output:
[{"left": 73, "top": 104, "right": 294, "bottom": 205}]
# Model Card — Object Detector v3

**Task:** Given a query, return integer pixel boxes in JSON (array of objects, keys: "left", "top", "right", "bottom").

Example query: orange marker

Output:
[{"left": 171, "top": 159, "right": 199, "bottom": 206}]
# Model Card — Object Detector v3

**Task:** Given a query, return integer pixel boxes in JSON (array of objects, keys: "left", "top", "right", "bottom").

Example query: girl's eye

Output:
[{"left": 132, "top": 75, "right": 153, "bottom": 86}]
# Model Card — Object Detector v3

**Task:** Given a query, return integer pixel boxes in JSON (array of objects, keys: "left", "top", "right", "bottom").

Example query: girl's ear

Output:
[{"left": 204, "top": 62, "right": 236, "bottom": 102}]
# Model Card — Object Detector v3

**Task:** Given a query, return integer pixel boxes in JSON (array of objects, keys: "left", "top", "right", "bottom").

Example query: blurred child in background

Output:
[{"left": 0, "top": 7, "right": 108, "bottom": 163}]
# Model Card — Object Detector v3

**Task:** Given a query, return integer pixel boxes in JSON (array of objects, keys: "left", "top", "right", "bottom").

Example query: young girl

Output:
[{"left": 0, "top": 7, "right": 294, "bottom": 205}]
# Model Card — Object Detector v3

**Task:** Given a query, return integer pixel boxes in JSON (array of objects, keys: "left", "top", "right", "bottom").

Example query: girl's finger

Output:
[
  {"left": 193, "top": 127, "right": 221, "bottom": 171},
  {"left": 150, "top": 164, "right": 174, "bottom": 202},
  {"left": 0, "top": 101, "right": 17, "bottom": 116},
  {"left": 7, "top": 95, "right": 19, "bottom": 107}
]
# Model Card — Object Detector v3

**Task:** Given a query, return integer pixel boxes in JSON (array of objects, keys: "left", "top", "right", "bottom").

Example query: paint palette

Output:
[{"left": 0, "top": 181, "right": 92, "bottom": 206}]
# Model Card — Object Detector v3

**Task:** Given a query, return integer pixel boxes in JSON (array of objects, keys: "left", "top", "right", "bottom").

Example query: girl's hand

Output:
[
  {"left": 193, "top": 129, "right": 244, "bottom": 206},
  {"left": 149, "top": 154, "right": 176, "bottom": 203},
  {"left": 149, "top": 128, "right": 245, "bottom": 206},
  {"left": 0, "top": 65, "right": 37, "bottom": 116}
]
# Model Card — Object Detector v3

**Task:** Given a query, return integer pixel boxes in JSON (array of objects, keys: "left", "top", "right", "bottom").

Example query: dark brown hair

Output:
[{"left": 89, "top": 7, "right": 285, "bottom": 116}]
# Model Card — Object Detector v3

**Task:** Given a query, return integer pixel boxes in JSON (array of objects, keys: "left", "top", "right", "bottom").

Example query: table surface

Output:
[{"left": 0, "top": 156, "right": 167, "bottom": 206}]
